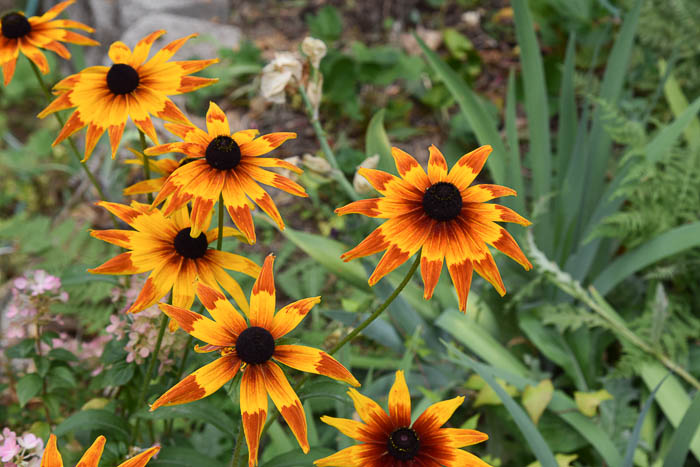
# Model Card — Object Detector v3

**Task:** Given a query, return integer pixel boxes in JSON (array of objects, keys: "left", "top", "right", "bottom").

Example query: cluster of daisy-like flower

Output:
[{"left": 0, "top": 428, "right": 44, "bottom": 467}]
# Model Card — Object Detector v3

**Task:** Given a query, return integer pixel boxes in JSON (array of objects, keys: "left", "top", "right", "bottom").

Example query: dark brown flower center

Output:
[
  {"left": 205, "top": 135, "right": 241, "bottom": 170},
  {"left": 422, "top": 182, "right": 463, "bottom": 221},
  {"left": 106, "top": 63, "right": 140, "bottom": 95},
  {"left": 387, "top": 427, "right": 420, "bottom": 460},
  {"left": 236, "top": 326, "right": 275, "bottom": 364},
  {"left": 173, "top": 228, "right": 208, "bottom": 259},
  {"left": 1, "top": 12, "right": 30, "bottom": 39}
]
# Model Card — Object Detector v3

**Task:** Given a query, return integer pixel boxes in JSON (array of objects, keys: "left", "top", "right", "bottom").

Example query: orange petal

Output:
[
  {"left": 89, "top": 229, "right": 135, "bottom": 249},
  {"left": 108, "top": 122, "right": 126, "bottom": 159},
  {"left": 124, "top": 177, "right": 166, "bottom": 196},
  {"left": 236, "top": 173, "right": 285, "bottom": 231},
  {"left": 172, "top": 258, "right": 197, "bottom": 310},
  {"left": 467, "top": 203, "right": 531, "bottom": 226},
  {"left": 269, "top": 296, "right": 320, "bottom": 339},
  {"left": 250, "top": 254, "right": 275, "bottom": 329},
  {"left": 108, "top": 41, "right": 131, "bottom": 63},
  {"left": 210, "top": 263, "right": 252, "bottom": 317},
  {"left": 356, "top": 167, "right": 422, "bottom": 200},
  {"left": 147, "top": 33, "right": 197, "bottom": 66},
  {"left": 2, "top": 58, "right": 18, "bottom": 86},
  {"left": 206, "top": 250, "right": 260, "bottom": 278},
  {"left": 232, "top": 129, "right": 260, "bottom": 145},
  {"left": 335, "top": 197, "right": 420, "bottom": 219},
  {"left": 132, "top": 116, "right": 159, "bottom": 146},
  {"left": 88, "top": 252, "right": 150, "bottom": 275},
  {"left": 261, "top": 362, "right": 309, "bottom": 453},
  {"left": 449, "top": 448, "right": 494, "bottom": 467},
  {"left": 150, "top": 355, "right": 241, "bottom": 410},
  {"left": 447, "top": 145, "right": 492, "bottom": 190},
  {"left": 440, "top": 428, "right": 489, "bottom": 448},
  {"left": 84, "top": 123, "right": 106, "bottom": 160},
  {"left": 273, "top": 345, "right": 359, "bottom": 387},
  {"left": 391, "top": 146, "right": 430, "bottom": 191},
  {"left": 53, "top": 111, "right": 86, "bottom": 155},
  {"left": 221, "top": 171, "right": 256, "bottom": 244},
  {"left": 313, "top": 444, "right": 386, "bottom": 467},
  {"left": 427, "top": 145, "right": 448, "bottom": 183},
  {"left": 129, "top": 30, "right": 166, "bottom": 66},
  {"left": 239, "top": 132, "right": 296, "bottom": 157},
  {"left": 126, "top": 256, "right": 183, "bottom": 313},
  {"left": 159, "top": 302, "right": 237, "bottom": 345},
  {"left": 33, "top": 0, "right": 76, "bottom": 23},
  {"left": 205, "top": 101, "right": 230, "bottom": 136},
  {"left": 463, "top": 184, "right": 516, "bottom": 203},
  {"left": 345, "top": 388, "right": 392, "bottom": 434},
  {"left": 389, "top": 370, "right": 411, "bottom": 427},
  {"left": 472, "top": 248, "right": 506, "bottom": 297},
  {"left": 75, "top": 435, "right": 105, "bottom": 467},
  {"left": 412, "top": 396, "right": 464, "bottom": 434},
  {"left": 241, "top": 163, "right": 307, "bottom": 198},
  {"left": 319, "top": 416, "right": 376, "bottom": 443},
  {"left": 420, "top": 222, "right": 447, "bottom": 300},
  {"left": 19, "top": 41, "right": 49, "bottom": 74},
  {"left": 241, "top": 364, "right": 268, "bottom": 467},
  {"left": 116, "top": 445, "right": 160, "bottom": 467},
  {"left": 155, "top": 98, "right": 189, "bottom": 124},
  {"left": 249, "top": 156, "right": 302, "bottom": 175},
  {"left": 40, "top": 434, "right": 63, "bottom": 467},
  {"left": 194, "top": 281, "right": 248, "bottom": 336}
]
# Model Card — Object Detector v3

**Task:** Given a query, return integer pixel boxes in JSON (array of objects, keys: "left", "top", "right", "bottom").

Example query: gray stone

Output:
[{"left": 119, "top": 0, "right": 230, "bottom": 29}]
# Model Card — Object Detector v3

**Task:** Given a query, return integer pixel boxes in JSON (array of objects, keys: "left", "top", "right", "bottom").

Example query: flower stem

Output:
[
  {"left": 138, "top": 130, "right": 154, "bottom": 204},
  {"left": 259, "top": 253, "right": 421, "bottom": 439},
  {"left": 217, "top": 194, "right": 225, "bottom": 250},
  {"left": 130, "top": 313, "right": 169, "bottom": 443},
  {"left": 230, "top": 420, "right": 244, "bottom": 467},
  {"left": 29, "top": 61, "right": 116, "bottom": 227},
  {"left": 297, "top": 84, "right": 358, "bottom": 201}
]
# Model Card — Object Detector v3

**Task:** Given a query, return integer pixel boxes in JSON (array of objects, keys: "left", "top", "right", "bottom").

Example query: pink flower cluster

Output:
[{"left": 0, "top": 428, "right": 43, "bottom": 467}]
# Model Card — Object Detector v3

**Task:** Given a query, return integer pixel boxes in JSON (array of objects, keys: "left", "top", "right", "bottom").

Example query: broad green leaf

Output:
[
  {"left": 446, "top": 344, "right": 558, "bottom": 467},
  {"left": 574, "top": 389, "right": 613, "bottom": 417},
  {"left": 593, "top": 222, "right": 700, "bottom": 295},
  {"left": 523, "top": 380, "right": 554, "bottom": 425},
  {"left": 527, "top": 453, "right": 579, "bottom": 467},
  {"left": 415, "top": 35, "right": 506, "bottom": 185},
  {"left": 282, "top": 227, "right": 370, "bottom": 291},
  {"left": 54, "top": 409, "right": 130, "bottom": 441},
  {"left": 365, "top": 109, "right": 393, "bottom": 173},
  {"left": 17, "top": 373, "right": 42, "bottom": 408},
  {"left": 663, "top": 390, "right": 700, "bottom": 467}
]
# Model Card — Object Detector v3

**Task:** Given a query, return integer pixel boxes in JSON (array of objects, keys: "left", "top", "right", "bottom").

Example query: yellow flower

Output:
[
  {"left": 336, "top": 145, "right": 532, "bottom": 311},
  {"left": 88, "top": 201, "right": 259, "bottom": 317},
  {"left": 151, "top": 255, "right": 360, "bottom": 467},
  {"left": 38, "top": 30, "right": 218, "bottom": 161},
  {"left": 0, "top": 0, "right": 98, "bottom": 85},
  {"left": 41, "top": 434, "right": 159, "bottom": 467},
  {"left": 146, "top": 101, "right": 307, "bottom": 244},
  {"left": 315, "top": 370, "right": 491, "bottom": 467}
]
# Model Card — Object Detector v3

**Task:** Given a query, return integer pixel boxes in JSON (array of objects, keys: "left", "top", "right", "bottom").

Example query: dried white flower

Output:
[
  {"left": 260, "top": 52, "right": 302, "bottom": 104},
  {"left": 302, "top": 153, "right": 332, "bottom": 175},
  {"left": 353, "top": 154, "right": 380, "bottom": 194},
  {"left": 301, "top": 37, "right": 327, "bottom": 69}
]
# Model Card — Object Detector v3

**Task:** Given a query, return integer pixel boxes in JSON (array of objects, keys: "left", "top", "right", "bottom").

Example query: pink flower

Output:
[
  {"left": 0, "top": 432, "right": 20, "bottom": 462},
  {"left": 18, "top": 433, "right": 42, "bottom": 450},
  {"left": 13, "top": 278, "right": 27, "bottom": 290}
]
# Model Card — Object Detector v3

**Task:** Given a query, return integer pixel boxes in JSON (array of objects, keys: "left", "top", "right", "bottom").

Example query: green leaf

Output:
[
  {"left": 443, "top": 28, "right": 474, "bottom": 60},
  {"left": 261, "top": 447, "right": 335, "bottom": 467},
  {"left": 104, "top": 361, "right": 135, "bottom": 386},
  {"left": 504, "top": 69, "right": 525, "bottom": 213},
  {"left": 622, "top": 375, "right": 668, "bottom": 467},
  {"left": 522, "top": 380, "right": 554, "bottom": 425},
  {"left": 660, "top": 59, "right": 700, "bottom": 151},
  {"left": 148, "top": 447, "right": 226, "bottom": 467},
  {"left": 415, "top": 34, "right": 506, "bottom": 185},
  {"left": 17, "top": 373, "right": 43, "bottom": 407},
  {"left": 54, "top": 409, "right": 130, "bottom": 441},
  {"left": 556, "top": 33, "right": 578, "bottom": 186},
  {"left": 365, "top": 109, "right": 393, "bottom": 173},
  {"left": 282, "top": 227, "right": 370, "bottom": 291},
  {"left": 48, "top": 348, "right": 78, "bottom": 362},
  {"left": 305, "top": 5, "right": 342, "bottom": 43},
  {"left": 593, "top": 222, "right": 700, "bottom": 295},
  {"left": 47, "top": 365, "right": 77, "bottom": 390},
  {"left": 6, "top": 338, "right": 37, "bottom": 359},
  {"left": 135, "top": 400, "right": 236, "bottom": 437},
  {"left": 663, "top": 390, "right": 700, "bottom": 467},
  {"left": 446, "top": 344, "right": 558, "bottom": 467},
  {"left": 645, "top": 95, "right": 700, "bottom": 164}
]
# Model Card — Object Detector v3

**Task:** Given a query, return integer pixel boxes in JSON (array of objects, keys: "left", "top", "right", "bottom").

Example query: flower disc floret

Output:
[
  {"left": 235, "top": 326, "right": 275, "bottom": 364},
  {"left": 387, "top": 427, "right": 420, "bottom": 461},
  {"left": 106, "top": 63, "right": 140, "bottom": 95},
  {"left": 205, "top": 135, "right": 242, "bottom": 170},
  {"left": 1, "top": 12, "right": 30, "bottom": 38},
  {"left": 422, "top": 181, "right": 463, "bottom": 221}
]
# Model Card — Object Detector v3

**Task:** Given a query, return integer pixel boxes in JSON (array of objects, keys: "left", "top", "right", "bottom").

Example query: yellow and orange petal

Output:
[
  {"left": 0, "top": 0, "right": 98, "bottom": 86},
  {"left": 146, "top": 101, "right": 306, "bottom": 244},
  {"left": 151, "top": 255, "right": 359, "bottom": 467},
  {"left": 41, "top": 434, "right": 159, "bottom": 467},
  {"left": 315, "top": 371, "right": 491, "bottom": 467},
  {"left": 38, "top": 30, "right": 218, "bottom": 161},
  {"left": 88, "top": 200, "right": 259, "bottom": 316},
  {"left": 336, "top": 144, "right": 532, "bottom": 312}
]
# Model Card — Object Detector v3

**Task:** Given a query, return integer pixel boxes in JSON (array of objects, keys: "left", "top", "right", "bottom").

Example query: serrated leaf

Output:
[
  {"left": 523, "top": 380, "right": 554, "bottom": 425},
  {"left": 17, "top": 373, "right": 43, "bottom": 407},
  {"left": 574, "top": 389, "right": 613, "bottom": 417}
]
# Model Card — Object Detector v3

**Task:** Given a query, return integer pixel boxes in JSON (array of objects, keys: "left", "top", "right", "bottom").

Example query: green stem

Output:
[
  {"left": 131, "top": 313, "right": 169, "bottom": 443},
  {"left": 29, "top": 61, "right": 116, "bottom": 226},
  {"left": 138, "top": 130, "right": 154, "bottom": 204},
  {"left": 259, "top": 253, "right": 421, "bottom": 438},
  {"left": 217, "top": 194, "right": 225, "bottom": 250},
  {"left": 230, "top": 420, "right": 244, "bottom": 467},
  {"left": 297, "top": 84, "right": 358, "bottom": 201}
]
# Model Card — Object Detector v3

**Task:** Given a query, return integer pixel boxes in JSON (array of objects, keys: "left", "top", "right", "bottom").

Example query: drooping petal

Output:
[
  {"left": 388, "top": 370, "right": 411, "bottom": 427},
  {"left": 194, "top": 281, "right": 248, "bottom": 336},
  {"left": 261, "top": 361, "right": 309, "bottom": 453},
  {"left": 274, "top": 345, "right": 360, "bottom": 387},
  {"left": 75, "top": 435, "right": 105, "bottom": 467},
  {"left": 249, "top": 254, "right": 275, "bottom": 330},
  {"left": 150, "top": 355, "right": 241, "bottom": 410},
  {"left": 40, "top": 434, "right": 63, "bottom": 467},
  {"left": 420, "top": 221, "right": 447, "bottom": 300},
  {"left": 240, "top": 364, "right": 268, "bottom": 467},
  {"left": 116, "top": 445, "right": 161, "bottom": 467},
  {"left": 269, "top": 296, "right": 320, "bottom": 339},
  {"left": 158, "top": 302, "right": 237, "bottom": 346},
  {"left": 126, "top": 256, "right": 182, "bottom": 313},
  {"left": 412, "top": 396, "right": 465, "bottom": 435}
]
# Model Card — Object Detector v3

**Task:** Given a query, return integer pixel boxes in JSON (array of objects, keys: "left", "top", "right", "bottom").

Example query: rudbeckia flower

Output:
[
  {"left": 315, "top": 370, "right": 491, "bottom": 467},
  {"left": 38, "top": 30, "right": 218, "bottom": 161},
  {"left": 41, "top": 434, "right": 159, "bottom": 467},
  {"left": 336, "top": 145, "right": 532, "bottom": 311},
  {"left": 146, "top": 101, "right": 307, "bottom": 244},
  {"left": 151, "top": 255, "right": 360, "bottom": 467},
  {"left": 0, "top": 0, "right": 98, "bottom": 86},
  {"left": 123, "top": 154, "right": 180, "bottom": 197},
  {"left": 88, "top": 201, "right": 260, "bottom": 318}
]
